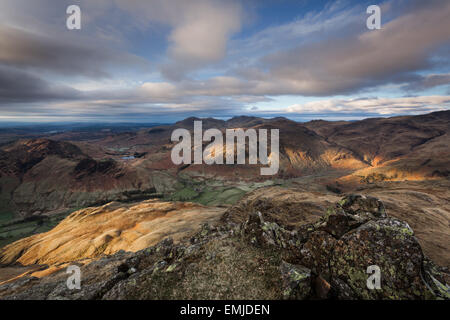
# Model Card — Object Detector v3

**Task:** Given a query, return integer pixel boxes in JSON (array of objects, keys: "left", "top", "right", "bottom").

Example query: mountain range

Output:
[
  {"left": 0, "top": 111, "right": 449, "bottom": 300},
  {"left": 0, "top": 111, "right": 448, "bottom": 217}
]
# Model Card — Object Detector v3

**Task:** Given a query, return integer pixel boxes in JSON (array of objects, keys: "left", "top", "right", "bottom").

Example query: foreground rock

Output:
[
  {"left": 280, "top": 262, "right": 312, "bottom": 299},
  {"left": 0, "top": 194, "right": 448, "bottom": 300}
]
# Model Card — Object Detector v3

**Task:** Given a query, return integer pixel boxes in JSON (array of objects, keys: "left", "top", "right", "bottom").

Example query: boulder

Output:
[
  {"left": 300, "top": 231, "right": 336, "bottom": 281},
  {"left": 317, "top": 194, "right": 387, "bottom": 238},
  {"left": 329, "top": 217, "right": 432, "bottom": 299}
]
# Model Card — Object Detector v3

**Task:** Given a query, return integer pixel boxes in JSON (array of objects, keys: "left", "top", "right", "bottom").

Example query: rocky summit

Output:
[{"left": 0, "top": 193, "right": 448, "bottom": 300}]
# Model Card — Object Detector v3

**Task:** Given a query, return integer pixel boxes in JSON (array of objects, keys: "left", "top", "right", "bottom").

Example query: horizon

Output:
[{"left": 0, "top": 109, "right": 447, "bottom": 127}]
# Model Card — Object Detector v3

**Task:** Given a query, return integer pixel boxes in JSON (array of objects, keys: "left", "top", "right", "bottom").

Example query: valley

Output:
[{"left": 0, "top": 111, "right": 449, "bottom": 299}]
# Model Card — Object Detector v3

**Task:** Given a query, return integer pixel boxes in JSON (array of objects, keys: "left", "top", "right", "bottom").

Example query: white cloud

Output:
[
  {"left": 229, "top": 1, "right": 360, "bottom": 58},
  {"left": 114, "top": 0, "right": 242, "bottom": 79},
  {"left": 286, "top": 96, "right": 450, "bottom": 115},
  {"left": 234, "top": 0, "right": 450, "bottom": 96}
]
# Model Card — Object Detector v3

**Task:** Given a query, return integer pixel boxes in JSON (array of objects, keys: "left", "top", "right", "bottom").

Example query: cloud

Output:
[
  {"left": 0, "top": 94, "right": 247, "bottom": 122},
  {"left": 114, "top": 0, "right": 242, "bottom": 80},
  {"left": 286, "top": 96, "right": 450, "bottom": 115},
  {"left": 201, "top": 0, "right": 450, "bottom": 98},
  {"left": 0, "top": 25, "right": 148, "bottom": 78},
  {"left": 0, "top": 0, "right": 449, "bottom": 121},
  {"left": 403, "top": 73, "right": 450, "bottom": 91},
  {"left": 116, "top": 0, "right": 450, "bottom": 100},
  {"left": 167, "top": 1, "right": 241, "bottom": 62},
  {"left": 229, "top": 1, "right": 361, "bottom": 60},
  {"left": 253, "top": 0, "right": 450, "bottom": 96},
  {"left": 0, "top": 65, "right": 81, "bottom": 103}
]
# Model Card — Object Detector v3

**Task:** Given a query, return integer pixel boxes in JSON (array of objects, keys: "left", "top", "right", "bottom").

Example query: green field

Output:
[
  {"left": 165, "top": 177, "right": 276, "bottom": 206},
  {"left": 0, "top": 210, "right": 75, "bottom": 249},
  {"left": 0, "top": 212, "right": 14, "bottom": 225}
]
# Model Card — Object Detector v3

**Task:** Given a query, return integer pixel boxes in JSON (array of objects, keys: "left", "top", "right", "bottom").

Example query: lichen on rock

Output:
[{"left": 280, "top": 261, "right": 312, "bottom": 300}]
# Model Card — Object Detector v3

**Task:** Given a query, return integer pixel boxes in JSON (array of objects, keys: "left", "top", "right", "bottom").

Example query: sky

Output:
[{"left": 0, "top": 0, "right": 449, "bottom": 123}]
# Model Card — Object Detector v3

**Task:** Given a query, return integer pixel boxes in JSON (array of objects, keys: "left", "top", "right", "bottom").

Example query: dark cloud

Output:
[
  {"left": 403, "top": 74, "right": 450, "bottom": 91},
  {"left": 0, "top": 66, "right": 81, "bottom": 103},
  {"left": 0, "top": 25, "right": 148, "bottom": 78}
]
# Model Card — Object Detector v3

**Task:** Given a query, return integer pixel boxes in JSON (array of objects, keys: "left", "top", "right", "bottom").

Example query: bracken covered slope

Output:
[
  {"left": 304, "top": 110, "right": 450, "bottom": 180},
  {"left": 0, "top": 200, "right": 224, "bottom": 266}
]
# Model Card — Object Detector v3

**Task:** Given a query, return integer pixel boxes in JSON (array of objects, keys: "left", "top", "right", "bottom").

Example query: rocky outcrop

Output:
[
  {"left": 0, "top": 195, "right": 448, "bottom": 300},
  {"left": 239, "top": 194, "right": 449, "bottom": 299}
]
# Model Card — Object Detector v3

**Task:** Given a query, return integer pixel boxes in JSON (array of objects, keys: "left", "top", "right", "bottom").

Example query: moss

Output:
[
  {"left": 399, "top": 227, "right": 414, "bottom": 236},
  {"left": 323, "top": 207, "right": 335, "bottom": 220},
  {"left": 290, "top": 270, "right": 309, "bottom": 281},
  {"left": 128, "top": 278, "right": 137, "bottom": 286},
  {"left": 429, "top": 275, "right": 450, "bottom": 299},
  {"left": 165, "top": 264, "right": 177, "bottom": 273}
]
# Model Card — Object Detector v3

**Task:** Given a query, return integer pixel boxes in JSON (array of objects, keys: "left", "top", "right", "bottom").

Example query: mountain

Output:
[
  {"left": 304, "top": 110, "right": 450, "bottom": 181},
  {"left": 0, "top": 111, "right": 449, "bottom": 219},
  {"left": 0, "top": 138, "right": 176, "bottom": 217}
]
